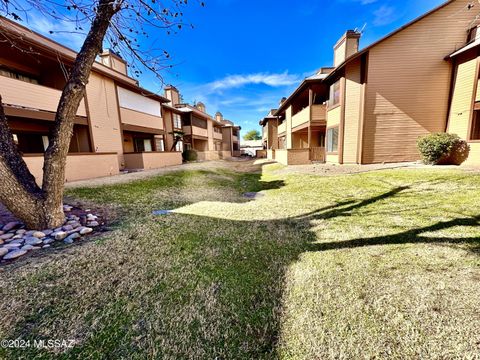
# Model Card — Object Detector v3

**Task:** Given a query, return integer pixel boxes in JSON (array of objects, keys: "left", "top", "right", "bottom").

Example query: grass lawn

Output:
[{"left": 1, "top": 160, "right": 480, "bottom": 359}]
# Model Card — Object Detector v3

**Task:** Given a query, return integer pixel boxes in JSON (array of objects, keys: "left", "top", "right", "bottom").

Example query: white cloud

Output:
[
  {"left": 373, "top": 5, "right": 398, "bottom": 26},
  {"left": 204, "top": 71, "right": 301, "bottom": 92},
  {"left": 26, "top": 12, "right": 86, "bottom": 51}
]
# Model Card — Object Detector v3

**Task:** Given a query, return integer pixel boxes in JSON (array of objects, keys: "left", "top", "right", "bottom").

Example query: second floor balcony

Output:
[
  {"left": 292, "top": 104, "right": 326, "bottom": 129},
  {"left": 0, "top": 74, "right": 87, "bottom": 117}
]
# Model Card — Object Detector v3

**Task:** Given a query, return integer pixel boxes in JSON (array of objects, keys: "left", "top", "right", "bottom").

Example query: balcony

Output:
[
  {"left": 120, "top": 107, "right": 163, "bottom": 131},
  {"left": 278, "top": 121, "right": 286, "bottom": 135},
  {"left": 292, "top": 104, "right": 327, "bottom": 130},
  {"left": 183, "top": 125, "right": 208, "bottom": 138},
  {"left": 0, "top": 75, "right": 87, "bottom": 117},
  {"left": 124, "top": 151, "right": 182, "bottom": 170},
  {"left": 213, "top": 131, "right": 223, "bottom": 140}
]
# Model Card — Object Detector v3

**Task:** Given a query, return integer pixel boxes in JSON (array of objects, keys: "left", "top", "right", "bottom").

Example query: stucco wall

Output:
[
  {"left": 124, "top": 152, "right": 182, "bottom": 170},
  {"left": 24, "top": 153, "right": 119, "bottom": 184}
]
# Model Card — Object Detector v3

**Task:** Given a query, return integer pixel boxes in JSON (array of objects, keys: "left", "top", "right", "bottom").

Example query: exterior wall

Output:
[
  {"left": 286, "top": 106, "right": 293, "bottom": 148},
  {"left": 267, "top": 149, "right": 276, "bottom": 160},
  {"left": 343, "top": 59, "right": 362, "bottom": 163},
  {"left": 85, "top": 73, "right": 125, "bottom": 167},
  {"left": 274, "top": 149, "right": 311, "bottom": 165},
  {"left": 117, "top": 87, "right": 161, "bottom": 116},
  {"left": 334, "top": 41, "right": 347, "bottom": 67},
  {"left": 119, "top": 107, "right": 164, "bottom": 130},
  {"left": 292, "top": 107, "right": 310, "bottom": 129},
  {"left": 207, "top": 120, "right": 214, "bottom": 150},
  {"left": 256, "top": 149, "right": 267, "bottom": 158},
  {"left": 196, "top": 150, "right": 231, "bottom": 161},
  {"left": 124, "top": 152, "right": 182, "bottom": 170},
  {"left": 163, "top": 109, "right": 175, "bottom": 151},
  {"left": 362, "top": 0, "right": 475, "bottom": 164},
  {"left": 221, "top": 127, "right": 232, "bottom": 152},
  {"left": 24, "top": 153, "right": 119, "bottom": 184}
]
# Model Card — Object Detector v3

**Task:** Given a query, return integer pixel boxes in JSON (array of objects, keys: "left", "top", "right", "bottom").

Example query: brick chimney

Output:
[
  {"left": 195, "top": 102, "right": 206, "bottom": 113},
  {"left": 215, "top": 112, "right": 223, "bottom": 122},
  {"left": 333, "top": 30, "right": 361, "bottom": 67},
  {"left": 164, "top": 85, "right": 180, "bottom": 106}
]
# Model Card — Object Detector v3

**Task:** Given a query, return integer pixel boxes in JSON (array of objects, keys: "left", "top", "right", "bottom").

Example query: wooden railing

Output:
[{"left": 310, "top": 147, "right": 325, "bottom": 162}]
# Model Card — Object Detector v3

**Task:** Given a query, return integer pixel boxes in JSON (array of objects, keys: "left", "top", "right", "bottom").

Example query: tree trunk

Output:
[{"left": 0, "top": 0, "right": 120, "bottom": 229}]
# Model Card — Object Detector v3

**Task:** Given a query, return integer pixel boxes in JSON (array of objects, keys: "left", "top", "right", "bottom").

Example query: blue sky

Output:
[{"left": 21, "top": 0, "right": 445, "bottom": 134}]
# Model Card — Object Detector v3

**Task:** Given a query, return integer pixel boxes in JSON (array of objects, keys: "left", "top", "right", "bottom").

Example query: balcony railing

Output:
[
  {"left": 0, "top": 75, "right": 87, "bottom": 117},
  {"left": 278, "top": 121, "right": 286, "bottom": 134},
  {"left": 292, "top": 106, "right": 310, "bottom": 128},
  {"left": 292, "top": 104, "right": 326, "bottom": 129},
  {"left": 183, "top": 125, "right": 208, "bottom": 138},
  {"left": 213, "top": 131, "right": 223, "bottom": 140}
]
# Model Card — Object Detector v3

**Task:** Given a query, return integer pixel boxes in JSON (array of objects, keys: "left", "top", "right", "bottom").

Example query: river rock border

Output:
[{"left": 0, "top": 204, "right": 104, "bottom": 262}]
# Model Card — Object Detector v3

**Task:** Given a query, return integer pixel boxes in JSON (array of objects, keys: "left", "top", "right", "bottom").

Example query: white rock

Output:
[
  {"left": 79, "top": 227, "right": 93, "bottom": 235},
  {"left": 0, "top": 248, "right": 8, "bottom": 257},
  {"left": 32, "top": 231, "right": 46, "bottom": 239},
  {"left": 42, "top": 244, "right": 51, "bottom": 249},
  {"left": 15, "top": 229, "right": 26, "bottom": 235},
  {"left": 53, "top": 231, "right": 67, "bottom": 241},
  {"left": 43, "top": 239, "right": 55, "bottom": 245},
  {"left": 87, "top": 221, "right": 100, "bottom": 227},
  {"left": 0, "top": 233, "right": 14, "bottom": 240},
  {"left": 21, "top": 244, "right": 34, "bottom": 251},
  {"left": 2, "top": 222, "right": 20, "bottom": 232}
]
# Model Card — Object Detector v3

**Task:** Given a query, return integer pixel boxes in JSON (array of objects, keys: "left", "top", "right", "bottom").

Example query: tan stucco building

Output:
[
  {"left": 0, "top": 17, "right": 240, "bottom": 183},
  {"left": 263, "top": 0, "right": 480, "bottom": 166}
]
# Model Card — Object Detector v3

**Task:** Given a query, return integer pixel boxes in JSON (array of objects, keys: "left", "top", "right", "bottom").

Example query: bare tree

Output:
[{"left": 0, "top": 0, "right": 202, "bottom": 229}]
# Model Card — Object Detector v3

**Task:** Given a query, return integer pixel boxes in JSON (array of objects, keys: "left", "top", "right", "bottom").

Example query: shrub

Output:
[
  {"left": 417, "top": 133, "right": 469, "bottom": 165},
  {"left": 182, "top": 149, "right": 198, "bottom": 162}
]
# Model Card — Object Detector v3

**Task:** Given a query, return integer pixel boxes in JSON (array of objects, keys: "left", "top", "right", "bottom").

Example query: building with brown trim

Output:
[
  {"left": 0, "top": 16, "right": 240, "bottom": 183},
  {"left": 264, "top": 0, "right": 480, "bottom": 166}
]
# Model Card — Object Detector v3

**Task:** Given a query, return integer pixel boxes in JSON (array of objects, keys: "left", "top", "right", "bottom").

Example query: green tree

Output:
[{"left": 243, "top": 130, "right": 262, "bottom": 141}]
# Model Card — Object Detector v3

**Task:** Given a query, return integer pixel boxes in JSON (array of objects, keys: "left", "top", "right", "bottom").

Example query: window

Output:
[
  {"left": 155, "top": 136, "right": 165, "bottom": 152},
  {"left": 329, "top": 80, "right": 341, "bottom": 108},
  {"left": 134, "top": 138, "right": 153, "bottom": 152},
  {"left": 173, "top": 113, "right": 182, "bottom": 129},
  {"left": 471, "top": 110, "right": 480, "bottom": 140},
  {"left": 175, "top": 140, "right": 183, "bottom": 152},
  {"left": 327, "top": 127, "right": 339, "bottom": 153},
  {"left": 0, "top": 68, "right": 39, "bottom": 84}
]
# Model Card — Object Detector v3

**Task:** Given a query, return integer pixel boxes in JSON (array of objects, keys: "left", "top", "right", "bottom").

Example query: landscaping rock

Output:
[
  {"left": 65, "top": 233, "right": 81, "bottom": 242},
  {"left": 10, "top": 239, "right": 24, "bottom": 245},
  {"left": 54, "top": 231, "right": 68, "bottom": 241},
  {"left": 0, "top": 248, "right": 8, "bottom": 257},
  {"left": 16, "top": 229, "right": 26, "bottom": 235},
  {"left": 21, "top": 244, "right": 34, "bottom": 251},
  {"left": 3, "top": 222, "right": 20, "bottom": 232},
  {"left": 3, "top": 243, "right": 21, "bottom": 250},
  {"left": 87, "top": 221, "right": 99, "bottom": 227},
  {"left": 62, "top": 225, "right": 74, "bottom": 232},
  {"left": 3, "top": 249, "right": 27, "bottom": 260},
  {"left": 79, "top": 227, "right": 93, "bottom": 235},
  {"left": 43, "top": 238, "right": 54, "bottom": 245},
  {"left": 0, "top": 233, "right": 14, "bottom": 241},
  {"left": 42, "top": 244, "right": 51, "bottom": 249},
  {"left": 32, "top": 231, "right": 46, "bottom": 238},
  {"left": 25, "top": 237, "right": 43, "bottom": 246}
]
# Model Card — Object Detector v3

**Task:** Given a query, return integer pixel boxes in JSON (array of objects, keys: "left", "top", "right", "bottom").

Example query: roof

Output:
[
  {"left": 275, "top": 74, "right": 327, "bottom": 115},
  {"left": 324, "top": 0, "right": 456, "bottom": 82},
  {"left": 0, "top": 16, "right": 170, "bottom": 104},
  {"left": 448, "top": 37, "right": 480, "bottom": 58},
  {"left": 259, "top": 109, "right": 278, "bottom": 126}
]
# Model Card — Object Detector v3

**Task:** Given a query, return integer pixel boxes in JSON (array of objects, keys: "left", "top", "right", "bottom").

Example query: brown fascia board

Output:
[
  {"left": 0, "top": 16, "right": 170, "bottom": 104},
  {"left": 177, "top": 104, "right": 222, "bottom": 123},
  {"left": 324, "top": 0, "right": 455, "bottom": 83},
  {"left": 275, "top": 77, "right": 324, "bottom": 115},
  {"left": 162, "top": 103, "right": 184, "bottom": 114}
]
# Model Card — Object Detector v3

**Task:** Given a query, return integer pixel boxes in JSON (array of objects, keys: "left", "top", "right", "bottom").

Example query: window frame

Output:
[
  {"left": 328, "top": 80, "right": 341, "bottom": 109},
  {"left": 326, "top": 126, "right": 339, "bottom": 154}
]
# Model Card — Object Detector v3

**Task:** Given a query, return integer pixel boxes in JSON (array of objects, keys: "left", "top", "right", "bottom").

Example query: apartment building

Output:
[
  {"left": 264, "top": 0, "right": 480, "bottom": 166},
  {"left": 0, "top": 16, "right": 240, "bottom": 183}
]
